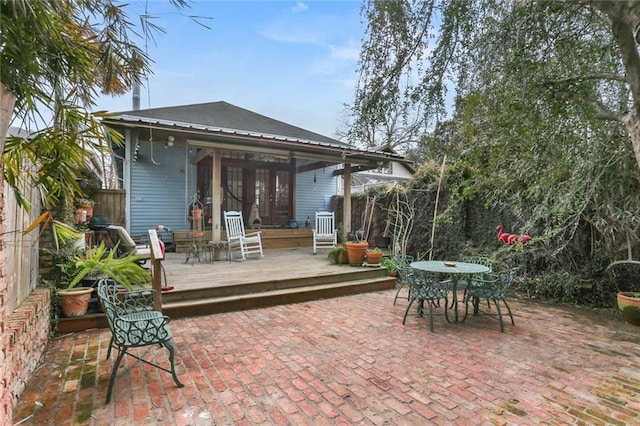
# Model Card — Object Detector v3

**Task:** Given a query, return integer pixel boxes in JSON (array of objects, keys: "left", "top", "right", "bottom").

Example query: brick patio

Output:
[{"left": 13, "top": 289, "right": 640, "bottom": 425}]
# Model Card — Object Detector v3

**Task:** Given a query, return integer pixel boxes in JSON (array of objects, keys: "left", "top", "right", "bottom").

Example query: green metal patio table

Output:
[{"left": 410, "top": 260, "right": 490, "bottom": 323}]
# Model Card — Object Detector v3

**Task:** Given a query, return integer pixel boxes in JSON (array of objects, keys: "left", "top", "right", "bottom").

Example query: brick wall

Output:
[
  {"left": 1, "top": 288, "right": 50, "bottom": 423},
  {"left": 0, "top": 170, "right": 51, "bottom": 424}
]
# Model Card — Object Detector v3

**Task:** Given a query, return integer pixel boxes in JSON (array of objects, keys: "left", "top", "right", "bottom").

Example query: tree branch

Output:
[
  {"left": 544, "top": 73, "right": 627, "bottom": 85},
  {"left": 588, "top": 0, "right": 640, "bottom": 113},
  {"left": 568, "top": 95, "right": 624, "bottom": 122}
]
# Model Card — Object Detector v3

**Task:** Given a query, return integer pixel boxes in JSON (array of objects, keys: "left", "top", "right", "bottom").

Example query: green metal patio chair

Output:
[
  {"left": 463, "top": 267, "right": 519, "bottom": 332},
  {"left": 97, "top": 279, "right": 183, "bottom": 404},
  {"left": 402, "top": 269, "right": 449, "bottom": 332},
  {"left": 460, "top": 255, "right": 494, "bottom": 307},
  {"left": 461, "top": 256, "right": 493, "bottom": 272},
  {"left": 392, "top": 255, "right": 415, "bottom": 305}
]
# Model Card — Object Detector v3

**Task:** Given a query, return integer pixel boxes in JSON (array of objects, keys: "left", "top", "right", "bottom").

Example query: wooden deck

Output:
[
  {"left": 57, "top": 246, "right": 396, "bottom": 333},
  {"left": 164, "top": 245, "right": 343, "bottom": 288}
]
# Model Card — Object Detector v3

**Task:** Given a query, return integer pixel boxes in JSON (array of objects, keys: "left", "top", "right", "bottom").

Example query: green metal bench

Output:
[{"left": 97, "top": 279, "right": 184, "bottom": 404}]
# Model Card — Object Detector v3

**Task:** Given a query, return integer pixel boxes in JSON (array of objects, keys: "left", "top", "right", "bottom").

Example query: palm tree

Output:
[{"left": 0, "top": 0, "right": 188, "bottom": 210}]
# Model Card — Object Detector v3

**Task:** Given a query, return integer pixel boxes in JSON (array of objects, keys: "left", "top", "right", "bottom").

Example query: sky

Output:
[{"left": 96, "top": 0, "right": 365, "bottom": 139}]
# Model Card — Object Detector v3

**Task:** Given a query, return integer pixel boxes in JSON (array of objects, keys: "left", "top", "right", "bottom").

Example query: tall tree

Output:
[
  {"left": 353, "top": 1, "right": 640, "bottom": 254},
  {"left": 354, "top": 0, "right": 640, "bottom": 167}
]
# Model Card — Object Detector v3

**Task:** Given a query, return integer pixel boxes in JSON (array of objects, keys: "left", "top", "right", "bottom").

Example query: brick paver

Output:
[{"left": 13, "top": 289, "right": 640, "bottom": 425}]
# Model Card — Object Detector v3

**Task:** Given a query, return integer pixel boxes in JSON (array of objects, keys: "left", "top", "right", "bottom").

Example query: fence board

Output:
[{"left": 93, "top": 189, "right": 125, "bottom": 226}]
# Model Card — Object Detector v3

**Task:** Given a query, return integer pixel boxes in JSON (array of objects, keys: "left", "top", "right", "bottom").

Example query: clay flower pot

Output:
[
  {"left": 74, "top": 209, "right": 87, "bottom": 223},
  {"left": 345, "top": 241, "right": 368, "bottom": 266},
  {"left": 77, "top": 201, "right": 94, "bottom": 219},
  {"left": 365, "top": 250, "right": 383, "bottom": 265},
  {"left": 59, "top": 287, "right": 94, "bottom": 317},
  {"left": 617, "top": 292, "right": 640, "bottom": 326}
]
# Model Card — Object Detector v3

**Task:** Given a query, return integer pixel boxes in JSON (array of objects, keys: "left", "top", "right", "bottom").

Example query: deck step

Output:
[
  {"left": 57, "top": 267, "right": 396, "bottom": 334},
  {"left": 160, "top": 267, "right": 388, "bottom": 302},
  {"left": 163, "top": 276, "right": 396, "bottom": 317}
]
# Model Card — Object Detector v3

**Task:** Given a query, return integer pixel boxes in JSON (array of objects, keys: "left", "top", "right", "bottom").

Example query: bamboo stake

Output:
[{"left": 429, "top": 156, "right": 447, "bottom": 260}]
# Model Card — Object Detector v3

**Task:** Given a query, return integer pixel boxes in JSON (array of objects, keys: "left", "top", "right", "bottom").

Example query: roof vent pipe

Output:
[{"left": 132, "top": 82, "right": 140, "bottom": 111}]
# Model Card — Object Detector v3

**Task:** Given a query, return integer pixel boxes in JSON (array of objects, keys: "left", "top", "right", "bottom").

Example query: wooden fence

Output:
[
  {"left": 3, "top": 179, "right": 40, "bottom": 313},
  {"left": 93, "top": 189, "right": 125, "bottom": 226}
]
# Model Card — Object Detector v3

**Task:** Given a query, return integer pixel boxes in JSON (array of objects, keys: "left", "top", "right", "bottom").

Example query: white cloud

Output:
[
  {"left": 291, "top": 2, "right": 308, "bottom": 13},
  {"left": 259, "top": 19, "right": 327, "bottom": 46},
  {"left": 307, "top": 41, "right": 360, "bottom": 75}
]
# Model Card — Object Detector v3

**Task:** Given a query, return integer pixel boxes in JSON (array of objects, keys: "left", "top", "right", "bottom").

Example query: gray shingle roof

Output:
[
  {"left": 114, "top": 101, "right": 346, "bottom": 147},
  {"left": 104, "top": 101, "right": 410, "bottom": 165}
]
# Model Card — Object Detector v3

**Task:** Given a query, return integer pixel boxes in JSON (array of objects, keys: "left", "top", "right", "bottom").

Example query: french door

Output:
[
  {"left": 255, "top": 169, "right": 291, "bottom": 226},
  {"left": 196, "top": 157, "right": 293, "bottom": 227}
]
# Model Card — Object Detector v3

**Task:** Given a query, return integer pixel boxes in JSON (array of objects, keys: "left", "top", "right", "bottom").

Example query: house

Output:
[
  {"left": 346, "top": 145, "right": 415, "bottom": 193},
  {"left": 100, "top": 101, "right": 412, "bottom": 243}
]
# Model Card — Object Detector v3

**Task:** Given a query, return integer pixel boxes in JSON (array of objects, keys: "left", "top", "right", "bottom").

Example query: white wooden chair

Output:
[
  {"left": 224, "top": 210, "right": 264, "bottom": 260},
  {"left": 313, "top": 211, "right": 337, "bottom": 254}
]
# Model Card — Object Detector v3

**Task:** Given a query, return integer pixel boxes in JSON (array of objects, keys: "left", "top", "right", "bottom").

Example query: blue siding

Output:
[
  {"left": 127, "top": 148, "right": 341, "bottom": 237},
  {"left": 129, "top": 140, "right": 196, "bottom": 239},
  {"left": 295, "top": 161, "right": 339, "bottom": 227}
]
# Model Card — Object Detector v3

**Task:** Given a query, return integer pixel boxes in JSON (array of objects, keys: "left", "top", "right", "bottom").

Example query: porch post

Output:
[
  {"left": 343, "top": 163, "right": 351, "bottom": 237},
  {"left": 211, "top": 148, "right": 222, "bottom": 244}
]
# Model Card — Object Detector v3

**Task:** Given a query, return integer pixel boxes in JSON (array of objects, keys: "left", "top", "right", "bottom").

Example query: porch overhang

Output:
[{"left": 101, "top": 114, "right": 411, "bottom": 170}]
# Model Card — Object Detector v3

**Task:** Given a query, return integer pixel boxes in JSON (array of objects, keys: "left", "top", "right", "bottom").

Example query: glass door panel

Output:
[
  {"left": 274, "top": 170, "right": 290, "bottom": 224},
  {"left": 224, "top": 167, "right": 243, "bottom": 212},
  {"left": 254, "top": 169, "right": 268, "bottom": 225}
]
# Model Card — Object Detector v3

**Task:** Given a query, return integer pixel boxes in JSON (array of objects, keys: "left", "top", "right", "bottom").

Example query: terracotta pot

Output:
[
  {"left": 79, "top": 203, "right": 93, "bottom": 219},
  {"left": 75, "top": 209, "right": 87, "bottom": 223},
  {"left": 192, "top": 209, "right": 203, "bottom": 220},
  {"left": 617, "top": 292, "right": 640, "bottom": 326},
  {"left": 366, "top": 251, "right": 382, "bottom": 265},
  {"left": 59, "top": 287, "right": 94, "bottom": 317},
  {"left": 345, "top": 241, "right": 368, "bottom": 266}
]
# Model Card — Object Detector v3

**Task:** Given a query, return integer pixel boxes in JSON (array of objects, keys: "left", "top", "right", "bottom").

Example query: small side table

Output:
[{"left": 208, "top": 240, "right": 229, "bottom": 263}]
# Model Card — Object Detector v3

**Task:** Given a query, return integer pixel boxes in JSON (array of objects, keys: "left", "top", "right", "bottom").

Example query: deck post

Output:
[
  {"left": 343, "top": 163, "right": 351, "bottom": 237},
  {"left": 148, "top": 229, "right": 164, "bottom": 311},
  {"left": 211, "top": 148, "right": 223, "bottom": 259}
]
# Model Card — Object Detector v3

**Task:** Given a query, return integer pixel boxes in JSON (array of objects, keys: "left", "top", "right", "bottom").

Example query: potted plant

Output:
[
  {"left": 617, "top": 292, "right": 640, "bottom": 326},
  {"left": 345, "top": 194, "right": 377, "bottom": 265},
  {"left": 606, "top": 260, "right": 640, "bottom": 326},
  {"left": 55, "top": 242, "right": 151, "bottom": 317},
  {"left": 75, "top": 198, "right": 95, "bottom": 219},
  {"left": 380, "top": 256, "right": 399, "bottom": 276},
  {"left": 190, "top": 191, "right": 203, "bottom": 220},
  {"left": 327, "top": 244, "right": 349, "bottom": 265},
  {"left": 345, "top": 239, "right": 369, "bottom": 266},
  {"left": 365, "top": 247, "right": 383, "bottom": 265},
  {"left": 74, "top": 208, "right": 87, "bottom": 224}
]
